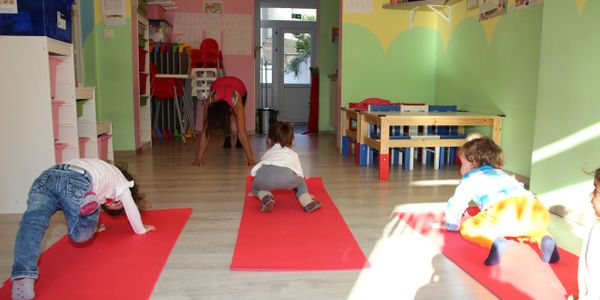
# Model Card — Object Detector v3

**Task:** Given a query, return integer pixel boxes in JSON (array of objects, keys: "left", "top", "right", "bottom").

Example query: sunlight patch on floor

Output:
[{"left": 347, "top": 203, "right": 447, "bottom": 300}]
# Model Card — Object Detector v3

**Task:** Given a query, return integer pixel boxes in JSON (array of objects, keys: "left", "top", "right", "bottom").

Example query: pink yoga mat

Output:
[
  {"left": 396, "top": 211, "right": 578, "bottom": 299},
  {"left": 0, "top": 208, "right": 192, "bottom": 299},
  {"left": 230, "top": 177, "right": 370, "bottom": 271}
]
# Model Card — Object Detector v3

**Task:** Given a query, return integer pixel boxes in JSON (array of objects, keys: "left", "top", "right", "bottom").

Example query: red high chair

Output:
[{"left": 151, "top": 64, "right": 187, "bottom": 143}]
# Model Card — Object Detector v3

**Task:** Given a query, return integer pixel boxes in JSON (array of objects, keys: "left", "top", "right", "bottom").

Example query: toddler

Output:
[{"left": 251, "top": 121, "right": 321, "bottom": 213}]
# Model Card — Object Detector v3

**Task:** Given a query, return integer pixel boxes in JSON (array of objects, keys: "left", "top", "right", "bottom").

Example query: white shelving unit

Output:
[
  {"left": 0, "top": 36, "right": 76, "bottom": 213},
  {"left": 76, "top": 87, "right": 99, "bottom": 158},
  {"left": 138, "top": 16, "right": 152, "bottom": 150}
]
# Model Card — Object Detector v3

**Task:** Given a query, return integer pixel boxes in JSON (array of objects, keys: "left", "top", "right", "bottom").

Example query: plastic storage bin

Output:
[
  {"left": 139, "top": 73, "right": 148, "bottom": 94},
  {"left": 54, "top": 143, "right": 67, "bottom": 163},
  {"left": 51, "top": 99, "right": 65, "bottom": 140},
  {"left": 49, "top": 57, "right": 63, "bottom": 98},
  {"left": 97, "top": 134, "right": 111, "bottom": 161},
  {"left": 0, "top": 0, "right": 74, "bottom": 43},
  {"left": 78, "top": 137, "right": 89, "bottom": 158},
  {"left": 139, "top": 48, "right": 147, "bottom": 71}
]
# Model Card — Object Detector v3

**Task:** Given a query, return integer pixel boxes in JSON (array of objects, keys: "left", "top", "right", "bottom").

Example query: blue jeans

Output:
[{"left": 11, "top": 164, "right": 97, "bottom": 280}]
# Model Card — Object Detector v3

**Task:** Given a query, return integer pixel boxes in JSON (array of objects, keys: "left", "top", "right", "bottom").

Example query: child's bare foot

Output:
[{"left": 12, "top": 278, "right": 35, "bottom": 300}]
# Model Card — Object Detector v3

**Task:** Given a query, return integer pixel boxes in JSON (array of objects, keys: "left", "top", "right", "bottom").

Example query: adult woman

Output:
[{"left": 193, "top": 76, "right": 256, "bottom": 166}]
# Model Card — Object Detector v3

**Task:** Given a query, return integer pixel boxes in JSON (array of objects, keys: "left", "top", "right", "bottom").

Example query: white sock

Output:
[
  {"left": 298, "top": 193, "right": 313, "bottom": 207},
  {"left": 12, "top": 278, "right": 35, "bottom": 300}
]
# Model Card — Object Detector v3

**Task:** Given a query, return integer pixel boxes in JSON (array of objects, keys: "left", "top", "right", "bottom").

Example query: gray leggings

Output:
[{"left": 252, "top": 165, "right": 308, "bottom": 200}]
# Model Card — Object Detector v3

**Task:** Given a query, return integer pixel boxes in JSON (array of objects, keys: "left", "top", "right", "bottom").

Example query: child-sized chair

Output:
[
  {"left": 427, "top": 105, "right": 466, "bottom": 168},
  {"left": 364, "top": 104, "right": 410, "bottom": 167}
]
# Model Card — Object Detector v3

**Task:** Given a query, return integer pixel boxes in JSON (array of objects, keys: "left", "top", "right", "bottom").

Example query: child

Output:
[
  {"left": 11, "top": 158, "right": 155, "bottom": 300},
  {"left": 193, "top": 76, "right": 256, "bottom": 167},
  {"left": 444, "top": 136, "right": 560, "bottom": 265},
  {"left": 250, "top": 121, "right": 321, "bottom": 213},
  {"left": 570, "top": 168, "right": 600, "bottom": 300}
]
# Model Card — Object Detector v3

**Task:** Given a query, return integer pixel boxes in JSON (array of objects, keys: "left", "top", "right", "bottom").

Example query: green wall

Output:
[
  {"left": 80, "top": 1, "right": 136, "bottom": 151},
  {"left": 435, "top": 5, "right": 544, "bottom": 176},
  {"left": 530, "top": 0, "right": 600, "bottom": 195},
  {"left": 341, "top": 24, "right": 438, "bottom": 104},
  {"left": 317, "top": 0, "right": 338, "bottom": 131},
  {"left": 93, "top": 22, "right": 136, "bottom": 151}
]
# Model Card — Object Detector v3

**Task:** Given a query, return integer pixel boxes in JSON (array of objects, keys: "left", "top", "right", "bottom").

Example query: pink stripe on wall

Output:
[
  {"left": 162, "top": 0, "right": 256, "bottom": 131},
  {"left": 154, "top": 0, "right": 255, "bottom": 131}
]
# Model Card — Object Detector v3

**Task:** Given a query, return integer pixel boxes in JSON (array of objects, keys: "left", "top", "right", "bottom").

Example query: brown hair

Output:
[
  {"left": 205, "top": 100, "right": 232, "bottom": 137},
  {"left": 460, "top": 135, "right": 505, "bottom": 169},
  {"left": 204, "top": 90, "right": 248, "bottom": 137},
  {"left": 102, "top": 162, "right": 148, "bottom": 216},
  {"left": 268, "top": 121, "right": 294, "bottom": 148}
]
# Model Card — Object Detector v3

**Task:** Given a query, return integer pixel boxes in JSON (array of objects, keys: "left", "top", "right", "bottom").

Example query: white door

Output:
[
  {"left": 256, "top": 3, "right": 317, "bottom": 124},
  {"left": 279, "top": 29, "right": 315, "bottom": 123}
]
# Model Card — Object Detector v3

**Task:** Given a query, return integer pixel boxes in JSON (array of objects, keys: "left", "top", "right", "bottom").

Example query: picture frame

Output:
[
  {"left": 203, "top": 1, "right": 223, "bottom": 14},
  {"left": 467, "top": 0, "right": 478, "bottom": 11}
]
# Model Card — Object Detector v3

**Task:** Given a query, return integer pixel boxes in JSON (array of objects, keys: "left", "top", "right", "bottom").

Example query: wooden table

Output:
[
  {"left": 341, "top": 108, "right": 362, "bottom": 163},
  {"left": 358, "top": 111, "right": 504, "bottom": 180}
]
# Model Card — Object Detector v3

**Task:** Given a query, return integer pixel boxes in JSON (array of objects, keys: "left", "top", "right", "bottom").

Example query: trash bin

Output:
[{"left": 257, "top": 108, "right": 278, "bottom": 134}]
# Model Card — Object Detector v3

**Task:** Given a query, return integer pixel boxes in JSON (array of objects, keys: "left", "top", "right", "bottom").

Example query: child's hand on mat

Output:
[
  {"left": 245, "top": 159, "right": 257, "bottom": 166},
  {"left": 96, "top": 223, "right": 106, "bottom": 233},
  {"left": 144, "top": 224, "right": 156, "bottom": 231},
  {"left": 192, "top": 159, "right": 204, "bottom": 167}
]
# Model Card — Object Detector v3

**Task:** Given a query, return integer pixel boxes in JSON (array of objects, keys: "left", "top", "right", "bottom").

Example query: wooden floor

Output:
[{"left": 0, "top": 132, "right": 585, "bottom": 299}]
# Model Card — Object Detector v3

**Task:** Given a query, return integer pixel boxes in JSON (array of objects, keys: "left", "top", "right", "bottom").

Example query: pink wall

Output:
[{"left": 151, "top": 0, "right": 256, "bottom": 132}]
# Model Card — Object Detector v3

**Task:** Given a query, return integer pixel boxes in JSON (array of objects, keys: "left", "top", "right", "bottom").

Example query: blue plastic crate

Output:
[{"left": 0, "top": 0, "right": 73, "bottom": 43}]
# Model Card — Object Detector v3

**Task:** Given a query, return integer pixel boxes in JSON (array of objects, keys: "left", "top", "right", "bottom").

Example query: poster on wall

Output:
[
  {"left": 479, "top": 0, "right": 507, "bottom": 21},
  {"left": 0, "top": 0, "right": 17, "bottom": 14},
  {"left": 467, "top": 0, "right": 478, "bottom": 11},
  {"left": 344, "top": 0, "right": 372, "bottom": 13},
  {"left": 515, "top": 0, "right": 543, "bottom": 10},
  {"left": 204, "top": 1, "right": 223, "bottom": 14}
]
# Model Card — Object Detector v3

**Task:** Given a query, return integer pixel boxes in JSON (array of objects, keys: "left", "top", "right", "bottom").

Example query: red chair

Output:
[
  {"left": 151, "top": 77, "right": 187, "bottom": 142},
  {"left": 190, "top": 48, "right": 220, "bottom": 69}
]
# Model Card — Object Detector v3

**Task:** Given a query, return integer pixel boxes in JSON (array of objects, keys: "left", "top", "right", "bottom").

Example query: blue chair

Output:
[
  {"left": 427, "top": 105, "right": 466, "bottom": 168},
  {"left": 365, "top": 105, "right": 411, "bottom": 167}
]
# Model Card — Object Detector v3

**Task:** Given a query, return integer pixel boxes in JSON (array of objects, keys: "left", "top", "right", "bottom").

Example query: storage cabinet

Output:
[
  {"left": 0, "top": 36, "right": 112, "bottom": 213},
  {"left": 138, "top": 16, "right": 152, "bottom": 150},
  {"left": 0, "top": 36, "right": 72, "bottom": 212}
]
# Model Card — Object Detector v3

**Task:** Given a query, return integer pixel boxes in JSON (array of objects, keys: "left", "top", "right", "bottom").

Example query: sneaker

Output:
[
  {"left": 235, "top": 138, "right": 242, "bottom": 148},
  {"left": 223, "top": 136, "right": 232, "bottom": 148},
  {"left": 304, "top": 200, "right": 322, "bottom": 213},
  {"left": 260, "top": 195, "right": 275, "bottom": 213},
  {"left": 80, "top": 192, "right": 99, "bottom": 216}
]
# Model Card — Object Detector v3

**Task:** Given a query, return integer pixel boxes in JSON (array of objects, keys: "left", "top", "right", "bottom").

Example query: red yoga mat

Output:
[
  {"left": 0, "top": 208, "right": 192, "bottom": 299},
  {"left": 230, "top": 177, "right": 370, "bottom": 271},
  {"left": 395, "top": 211, "right": 578, "bottom": 300}
]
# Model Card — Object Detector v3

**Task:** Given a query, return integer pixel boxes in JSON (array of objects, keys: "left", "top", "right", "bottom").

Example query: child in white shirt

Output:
[
  {"left": 570, "top": 168, "right": 600, "bottom": 300},
  {"left": 11, "top": 159, "right": 154, "bottom": 300},
  {"left": 250, "top": 121, "right": 321, "bottom": 213}
]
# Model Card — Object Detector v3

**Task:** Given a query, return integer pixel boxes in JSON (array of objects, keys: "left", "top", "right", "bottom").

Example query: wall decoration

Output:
[
  {"left": 0, "top": 0, "right": 17, "bottom": 14},
  {"left": 515, "top": 0, "right": 543, "bottom": 11},
  {"left": 479, "top": 0, "right": 507, "bottom": 21},
  {"left": 204, "top": 1, "right": 223, "bottom": 14},
  {"left": 467, "top": 0, "right": 478, "bottom": 11},
  {"left": 344, "top": 0, "right": 372, "bottom": 13}
]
